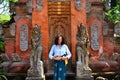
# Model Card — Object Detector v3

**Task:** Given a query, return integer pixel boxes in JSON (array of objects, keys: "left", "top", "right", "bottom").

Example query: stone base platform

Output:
[{"left": 26, "top": 77, "right": 43, "bottom": 80}]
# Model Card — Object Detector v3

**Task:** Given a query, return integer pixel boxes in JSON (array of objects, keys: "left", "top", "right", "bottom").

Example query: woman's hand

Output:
[
  {"left": 61, "top": 56, "right": 68, "bottom": 60},
  {"left": 53, "top": 56, "right": 62, "bottom": 60}
]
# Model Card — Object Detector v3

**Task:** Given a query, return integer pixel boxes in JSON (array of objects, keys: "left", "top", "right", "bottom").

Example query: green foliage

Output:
[
  {"left": 0, "top": 38, "right": 4, "bottom": 52},
  {"left": 10, "top": 0, "right": 18, "bottom": 3},
  {"left": 0, "top": 57, "right": 7, "bottom": 80},
  {"left": 105, "top": 4, "right": 120, "bottom": 24},
  {"left": 102, "top": 0, "right": 107, "bottom": 2},
  {"left": 0, "top": 14, "right": 11, "bottom": 24},
  {"left": 0, "top": 75, "right": 8, "bottom": 80}
]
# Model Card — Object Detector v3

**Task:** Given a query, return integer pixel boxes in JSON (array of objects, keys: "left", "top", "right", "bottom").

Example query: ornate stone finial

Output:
[
  {"left": 86, "top": 0, "right": 91, "bottom": 13},
  {"left": 36, "top": 0, "right": 43, "bottom": 11},
  {"left": 74, "top": 0, "right": 81, "bottom": 11}
]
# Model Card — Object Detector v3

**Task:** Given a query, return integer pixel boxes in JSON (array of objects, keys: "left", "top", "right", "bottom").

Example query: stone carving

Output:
[
  {"left": 104, "top": 0, "right": 111, "bottom": 11},
  {"left": 10, "top": 23, "right": 16, "bottom": 36},
  {"left": 103, "top": 21, "right": 109, "bottom": 36},
  {"left": 90, "top": 23, "right": 100, "bottom": 51},
  {"left": 0, "top": 53, "right": 10, "bottom": 61},
  {"left": 20, "top": 24, "right": 28, "bottom": 51},
  {"left": 36, "top": 0, "right": 43, "bottom": 11},
  {"left": 74, "top": 0, "right": 81, "bottom": 10},
  {"left": 26, "top": 24, "right": 45, "bottom": 80},
  {"left": 86, "top": 0, "right": 91, "bottom": 13},
  {"left": 12, "top": 53, "right": 21, "bottom": 62},
  {"left": 76, "top": 23, "right": 92, "bottom": 78},
  {"left": 26, "top": 0, "right": 32, "bottom": 14},
  {"left": 114, "top": 23, "right": 120, "bottom": 37}
]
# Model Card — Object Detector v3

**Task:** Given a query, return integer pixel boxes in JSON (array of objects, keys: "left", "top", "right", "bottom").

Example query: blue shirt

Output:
[{"left": 49, "top": 44, "right": 71, "bottom": 59}]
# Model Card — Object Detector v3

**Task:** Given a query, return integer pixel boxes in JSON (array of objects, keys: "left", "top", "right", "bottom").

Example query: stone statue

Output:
[
  {"left": 76, "top": 23, "right": 92, "bottom": 79},
  {"left": 104, "top": 0, "right": 111, "bottom": 11},
  {"left": 12, "top": 53, "right": 21, "bottom": 62},
  {"left": 74, "top": 0, "right": 81, "bottom": 10},
  {"left": 26, "top": 24, "right": 45, "bottom": 80}
]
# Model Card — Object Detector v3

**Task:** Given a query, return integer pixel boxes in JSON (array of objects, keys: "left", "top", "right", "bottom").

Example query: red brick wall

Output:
[
  {"left": 71, "top": 0, "right": 86, "bottom": 60},
  {"left": 32, "top": 0, "right": 49, "bottom": 60}
]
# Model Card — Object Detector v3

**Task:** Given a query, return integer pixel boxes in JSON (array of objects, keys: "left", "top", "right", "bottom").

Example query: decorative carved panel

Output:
[
  {"left": 48, "top": 1, "right": 71, "bottom": 49},
  {"left": 114, "top": 23, "right": 120, "bottom": 37},
  {"left": 48, "top": 1, "right": 70, "bottom": 15},
  {"left": 49, "top": 15, "right": 71, "bottom": 49},
  {"left": 74, "top": 0, "right": 81, "bottom": 10},
  {"left": 86, "top": 0, "right": 91, "bottom": 13},
  {"left": 20, "top": 24, "right": 28, "bottom": 51},
  {"left": 103, "top": 21, "right": 109, "bottom": 36},
  {"left": 26, "top": 0, "right": 32, "bottom": 13},
  {"left": 90, "top": 23, "right": 99, "bottom": 51},
  {"left": 10, "top": 23, "right": 16, "bottom": 36},
  {"left": 36, "top": 0, "right": 43, "bottom": 11}
]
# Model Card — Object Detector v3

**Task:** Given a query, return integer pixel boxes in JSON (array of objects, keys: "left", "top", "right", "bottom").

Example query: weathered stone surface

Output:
[
  {"left": 114, "top": 23, "right": 120, "bottom": 37},
  {"left": 10, "top": 23, "right": 16, "bottom": 36},
  {"left": 5, "top": 40, "right": 15, "bottom": 60},
  {"left": 16, "top": 17, "right": 32, "bottom": 60},
  {"left": 32, "top": 0, "right": 49, "bottom": 60},
  {"left": 90, "top": 23, "right": 99, "bottom": 51},
  {"left": 74, "top": 0, "right": 81, "bottom": 10},
  {"left": 20, "top": 23, "right": 28, "bottom": 51},
  {"left": 26, "top": 25, "right": 45, "bottom": 80}
]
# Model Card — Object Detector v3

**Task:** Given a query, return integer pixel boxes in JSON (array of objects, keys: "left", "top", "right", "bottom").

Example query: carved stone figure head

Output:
[
  {"left": 76, "top": 23, "right": 87, "bottom": 41},
  {"left": 32, "top": 24, "right": 42, "bottom": 41},
  {"left": 36, "top": 0, "right": 43, "bottom": 11},
  {"left": 75, "top": 0, "right": 81, "bottom": 10}
]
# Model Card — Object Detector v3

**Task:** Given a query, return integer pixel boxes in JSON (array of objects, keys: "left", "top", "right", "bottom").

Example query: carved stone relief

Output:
[
  {"left": 114, "top": 23, "right": 120, "bottom": 37},
  {"left": 104, "top": 0, "right": 111, "bottom": 11},
  {"left": 36, "top": 0, "right": 43, "bottom": 11},
  {"left": 90, "top": 23, "right": 100, "bottom": 51},
  {"left": 74, "top": 0, "right": 81, "bottom": 10},
  {"left": 20, "top": 24, "right": 28, "bottom": 51},
  {"left": 12, "top": 53, "right": 21, "bottom": 62},
  {"left": 49, "top": 16, "right": 71, "bottom": 49},
  {"left": 26, "top": 0, "right": 32, "bottom": 14},
  {"left": 103, "top": 21, "right": 109, "bottom": 36},
  {"left": 86, "top": 0, "right": 91, "bottom": 13},
  {"left": 10, "top": 23, "right": 16, "bottom": 36}
]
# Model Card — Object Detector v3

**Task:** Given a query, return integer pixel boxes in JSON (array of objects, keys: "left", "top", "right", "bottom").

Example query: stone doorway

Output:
[
  {"left": 46, "top": 1, "right": 75, "bottom": 79},
  {"left": 48, "top": 1, "right": 71, "bottom": 49}
]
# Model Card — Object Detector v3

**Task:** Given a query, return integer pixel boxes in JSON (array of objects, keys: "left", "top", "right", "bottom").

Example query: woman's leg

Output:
[{"left": 53, "top": 60, "right": 66, "bottom": 80}]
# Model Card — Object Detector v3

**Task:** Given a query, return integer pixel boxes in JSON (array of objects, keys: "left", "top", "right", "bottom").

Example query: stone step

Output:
[{"left": 45, "top": 71, "right": 75, "bottom": 80}]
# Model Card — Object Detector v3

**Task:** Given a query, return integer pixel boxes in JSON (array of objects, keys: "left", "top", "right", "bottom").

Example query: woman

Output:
[{"left": 49, "top": 35, "right": 71, "bottom": 80}]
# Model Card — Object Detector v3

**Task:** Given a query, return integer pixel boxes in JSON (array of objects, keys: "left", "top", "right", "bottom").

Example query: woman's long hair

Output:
[{"left": 54, "top": 35, "right": 65, "bottom": 45}]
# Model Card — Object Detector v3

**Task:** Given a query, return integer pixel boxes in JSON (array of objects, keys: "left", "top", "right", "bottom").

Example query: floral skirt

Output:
[{"left": 53, "top": 60, "right": 66, "bottom": 80}]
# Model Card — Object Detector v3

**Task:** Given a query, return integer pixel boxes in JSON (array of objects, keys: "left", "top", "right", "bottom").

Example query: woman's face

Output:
[{"left": 58, "top": 36, "right": 62, "bottom": 45}]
